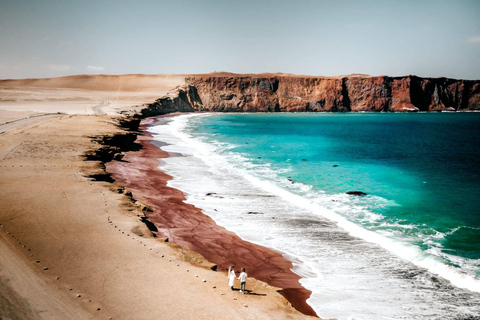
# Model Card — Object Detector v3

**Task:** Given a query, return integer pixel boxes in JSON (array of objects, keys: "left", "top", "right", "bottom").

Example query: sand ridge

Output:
[{"left": 0, "top": 74, "right": 187, "bottom": 118}]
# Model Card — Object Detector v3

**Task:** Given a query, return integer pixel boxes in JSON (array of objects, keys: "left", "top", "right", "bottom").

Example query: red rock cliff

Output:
[{"left": 147, "top": 75, "right": 480, "bottom": 113}]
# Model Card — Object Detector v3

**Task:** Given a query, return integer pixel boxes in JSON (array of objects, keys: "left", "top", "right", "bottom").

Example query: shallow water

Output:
[{"left": 149, "top": 113, "right": 480, "bottom": 320}]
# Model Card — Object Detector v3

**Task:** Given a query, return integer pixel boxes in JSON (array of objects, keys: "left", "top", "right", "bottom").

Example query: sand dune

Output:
[
  {"left": 0, "top": 74, "right": 187, "bottom": 119},
  {"left": 0, "top": 74, "right": 188, "bottom": 91}
]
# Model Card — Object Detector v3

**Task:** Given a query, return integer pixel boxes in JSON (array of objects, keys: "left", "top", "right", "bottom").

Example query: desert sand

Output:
[{"left": 0, "top": 74, "right": 323, "bottom": 319}]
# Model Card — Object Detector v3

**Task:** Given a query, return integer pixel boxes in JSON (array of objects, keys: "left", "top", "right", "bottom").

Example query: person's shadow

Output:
[{"left": 231, "top": 288, "right": 266, "bottom": 296}]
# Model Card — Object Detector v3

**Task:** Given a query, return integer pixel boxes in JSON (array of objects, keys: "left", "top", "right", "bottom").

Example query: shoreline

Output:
[
  {"left": 0, "top": 113, "right": 321, "bottom": 320},
  {"left": 106, "top": 114, "right": 318, "bottom": 317}
]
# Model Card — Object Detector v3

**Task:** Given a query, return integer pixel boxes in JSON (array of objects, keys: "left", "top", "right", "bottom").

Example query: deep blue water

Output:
[{"left": 191, "top": 113, "right": 480, "bottom": 275}]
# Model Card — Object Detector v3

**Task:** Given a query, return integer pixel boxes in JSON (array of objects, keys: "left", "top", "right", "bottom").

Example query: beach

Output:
[
  {"left": 107, "top": 115, "right": 317, "bottom": 316},
  {"left": 0, "top": 75, "right": 321, "bottom": 319}
]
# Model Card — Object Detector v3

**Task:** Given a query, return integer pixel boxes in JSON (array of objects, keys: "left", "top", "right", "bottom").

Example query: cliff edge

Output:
[{"left": 147, "top": 75, "right": 480, "bottom": 114}]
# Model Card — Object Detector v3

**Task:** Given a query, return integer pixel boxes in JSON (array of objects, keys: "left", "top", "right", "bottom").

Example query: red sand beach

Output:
[{"left": 107, "top": 115, "right": 318, "bottom": 317}]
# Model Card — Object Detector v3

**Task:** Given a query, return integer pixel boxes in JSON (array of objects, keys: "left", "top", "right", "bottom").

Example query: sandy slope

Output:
[
  {"left": 0, "top": 74, "right": 187, "bottom": 119},
  {"left": 0, "top": 74, "right": 321, "bottom": 320}
]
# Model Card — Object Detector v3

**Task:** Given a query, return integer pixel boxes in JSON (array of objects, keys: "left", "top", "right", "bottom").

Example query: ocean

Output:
[{"left": 149, "top": 113, "right": 480, "bottom": 320}]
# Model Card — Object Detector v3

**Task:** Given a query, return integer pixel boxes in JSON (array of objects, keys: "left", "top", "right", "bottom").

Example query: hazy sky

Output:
[{"left": 1, "top": 0, "right": 479, "bottom": 79}]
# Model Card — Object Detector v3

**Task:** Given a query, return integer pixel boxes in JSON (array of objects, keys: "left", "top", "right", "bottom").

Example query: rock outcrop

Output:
[
  {"left": 145, "top": 75, "right": 480, "bottom": 113},
  {"left": 140, "top": 84, "right": 205, "bottom": 116}
]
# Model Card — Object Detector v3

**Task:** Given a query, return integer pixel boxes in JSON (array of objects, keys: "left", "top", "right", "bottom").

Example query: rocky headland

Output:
[{"left": 146, "top": 74, "right": 480, "bottom": 114}]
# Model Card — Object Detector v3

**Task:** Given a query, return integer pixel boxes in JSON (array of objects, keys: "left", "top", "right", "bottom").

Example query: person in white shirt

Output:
[
  {"left": 228, "top": 266, "right": 236, "bottom": 290},
  {"left": 238, "top": 268, "right": 247, "bottom": 294}
]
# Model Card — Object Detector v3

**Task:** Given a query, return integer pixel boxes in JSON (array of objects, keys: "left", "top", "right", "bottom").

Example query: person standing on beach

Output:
[
  {"left": 228, "top": 266, "right": 236, "bottom": 290},
  {"left": 238, "top": 268, "right": 247, "bottom": 294}
]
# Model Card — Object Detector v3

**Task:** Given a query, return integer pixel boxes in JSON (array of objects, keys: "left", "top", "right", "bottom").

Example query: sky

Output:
[{"left": 0, "top": 0, "right": 479, "bottom": 80}]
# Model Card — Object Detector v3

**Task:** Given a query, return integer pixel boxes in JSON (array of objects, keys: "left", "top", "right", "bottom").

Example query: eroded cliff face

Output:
[
  {"left": 146, "top": 75, "right": 480, "bottom": 114},
  {"left": 139, "top": 84, "right": 205, "bottom": 116}
]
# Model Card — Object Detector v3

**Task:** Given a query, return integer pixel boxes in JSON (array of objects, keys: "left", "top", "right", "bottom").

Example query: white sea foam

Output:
[{"left": 149, "top": 113, "right": 480, "bottom": 320}]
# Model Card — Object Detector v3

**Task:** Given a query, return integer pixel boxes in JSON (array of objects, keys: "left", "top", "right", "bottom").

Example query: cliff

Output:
[
  {"left": 146, "top": 75, "right": 480, "bottom": 113},
  {"left": 139, "top": 84, "right": 205, "bottom": 117}
]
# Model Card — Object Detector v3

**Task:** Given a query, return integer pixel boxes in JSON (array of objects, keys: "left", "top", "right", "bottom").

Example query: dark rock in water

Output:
[
  {"left": 246, "top": 211, "right": 263, "bottom": 215},
  {"left": 346, "top": 191, "right": 367, "bottom": 196},
  {"left": 454, "top": 315, "right": 480, "bottom": 320},
  {"left": 206, "top": 192, "right": 224, "bottom": 198}
]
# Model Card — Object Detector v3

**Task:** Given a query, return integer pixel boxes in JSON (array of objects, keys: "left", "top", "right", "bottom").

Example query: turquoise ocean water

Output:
[{"left": 150, "top": 113, "right": 480, "bottom": 320}]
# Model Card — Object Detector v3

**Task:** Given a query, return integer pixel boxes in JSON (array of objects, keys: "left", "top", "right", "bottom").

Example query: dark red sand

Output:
[{"left": 107, "top": 116, "right": 317, "bottom": 317}]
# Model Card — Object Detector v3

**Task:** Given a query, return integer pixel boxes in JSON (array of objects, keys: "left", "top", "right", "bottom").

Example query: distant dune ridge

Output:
[
  {"left": 0, "top": 73, "right": 186, "bottom": 91},
  {"left": 0, "top": 74, "right": 188, "bottom": 116}
]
